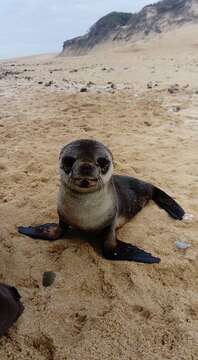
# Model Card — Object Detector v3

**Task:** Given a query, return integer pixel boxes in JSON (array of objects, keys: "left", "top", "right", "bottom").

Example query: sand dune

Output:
[{"left": 0, "top": 26, "right": 198, "bottom": 359}]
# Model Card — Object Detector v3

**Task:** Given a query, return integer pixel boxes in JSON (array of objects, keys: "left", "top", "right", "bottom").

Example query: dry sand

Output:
[{"left": 0, "top": 24, "right": 198, "bottom": 360}]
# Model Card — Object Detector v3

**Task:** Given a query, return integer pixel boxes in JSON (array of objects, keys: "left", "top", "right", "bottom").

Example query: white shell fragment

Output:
[
  {"left": 176, "top": 241, "right": 192, "bottom": 250},
  {"left": 183, "top": 213, "right": 194, "bottom": 221}
]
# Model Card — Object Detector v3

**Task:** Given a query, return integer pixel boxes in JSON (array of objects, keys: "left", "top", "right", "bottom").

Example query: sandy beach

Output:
[{"left": 0, "top": 24, "right": 198, "bottom": 360}]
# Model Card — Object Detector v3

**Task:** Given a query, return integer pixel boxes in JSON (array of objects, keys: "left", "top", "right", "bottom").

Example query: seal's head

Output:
[{"left": 59, "top": 139, "right": 113, "bottom": 192}]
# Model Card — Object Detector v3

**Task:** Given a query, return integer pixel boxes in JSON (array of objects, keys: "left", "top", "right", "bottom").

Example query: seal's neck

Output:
[{"left": 58, "top": 179, "right": 117, "bottom": 231}]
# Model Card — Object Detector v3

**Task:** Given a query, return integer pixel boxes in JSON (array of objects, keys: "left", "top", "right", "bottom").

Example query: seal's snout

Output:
[
  {"left": 69, "top": 161, "right": 99, "bottom": 190},
  {"left": 79, "top": 162, "right": 95, "bottom": 177}
]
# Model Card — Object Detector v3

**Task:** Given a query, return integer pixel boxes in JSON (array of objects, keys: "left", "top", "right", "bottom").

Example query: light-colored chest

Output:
[{"left": 58, "top": 187, "right": 116, "bottom": 231}]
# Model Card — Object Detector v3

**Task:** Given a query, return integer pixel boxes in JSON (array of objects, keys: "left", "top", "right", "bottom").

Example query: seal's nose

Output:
[{"left": 79, "top": 163, "right": 95, "bottom": 176}]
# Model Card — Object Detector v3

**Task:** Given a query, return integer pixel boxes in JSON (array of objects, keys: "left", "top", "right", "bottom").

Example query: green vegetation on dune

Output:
[{"left": 89, "top": 12, "right": 132, "bottom": 35}]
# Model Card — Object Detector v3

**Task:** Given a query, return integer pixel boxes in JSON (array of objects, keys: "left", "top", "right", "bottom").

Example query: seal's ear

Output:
[
  {"left": 59, "top": 145, "right": 66, "bottom": 160},
  {"left": 107, "top": 150, "right": 114, "bottom": 167},
  {"left": 109, "top": 150, "right": 113, "bottom": 161},
  {"left": 110, "top": 152, "right": 114, "bottom": 165}
]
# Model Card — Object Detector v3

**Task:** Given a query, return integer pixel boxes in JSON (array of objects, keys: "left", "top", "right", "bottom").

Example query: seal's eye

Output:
[
  {"left": 96, "top": 157, "right": 110, "bottom": 174},
  {"left": 62, "top": 156, "right": 76, "bottom": 174}
]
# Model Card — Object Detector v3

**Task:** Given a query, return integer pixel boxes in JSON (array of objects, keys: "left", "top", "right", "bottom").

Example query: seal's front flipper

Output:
[
  {"left": 103, "top": 240, "right": 160, "bottom": 264},
  {"left": 18, "top": 223, "right": 64, "bottom": 241},
  {"left": 0, "top": 283, "right": 24, "bottom": 337},
  {"left": 152, "top": 186, "right": 185, "bottom": 220}
]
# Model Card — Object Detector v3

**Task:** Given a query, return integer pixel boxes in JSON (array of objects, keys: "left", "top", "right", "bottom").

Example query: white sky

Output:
[{"left": 0, "top": 0, "right": 158, "bottom": 59}]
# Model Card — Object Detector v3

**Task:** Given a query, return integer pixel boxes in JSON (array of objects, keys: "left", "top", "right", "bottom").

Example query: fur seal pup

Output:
[
  {"left": 0, "top": 283, "right": 24, "bottom": 337},
  {"left": 18, "top": 139, "right": 185, "bottom": 264}
]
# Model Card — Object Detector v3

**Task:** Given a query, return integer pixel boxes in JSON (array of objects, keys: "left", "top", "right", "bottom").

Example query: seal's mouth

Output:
[{"left": 73, "top": 177, "right": 98, "bottom": 188}]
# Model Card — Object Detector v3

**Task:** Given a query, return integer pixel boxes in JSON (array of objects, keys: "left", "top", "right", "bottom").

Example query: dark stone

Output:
[
  {"left": 172, "top": 105, "right": 181, "bottom": 112},
  {"left": 147, "top": 82, "right": 153, "bottom": 89},
  {"left": 80, "top": 87, "right": 88, "bottom": 92},
  {"left": 144, "top": 121, "right": 151, "bottom": 126},
  {"left": 87, "top": 81, "right": 95, "bottom": 87},
  {"left": 45, "top": 81, "right": 53, "bottom": 87},
  {"left": 168, "top": 84, "right": 179, "bottom": 94},
  {"left": 42, "top": 272, "right": 56, "bottom": 287}
]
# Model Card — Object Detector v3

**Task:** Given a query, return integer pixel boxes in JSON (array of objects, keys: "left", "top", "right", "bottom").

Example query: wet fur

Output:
[
  {"left": 18, "top": 139, "right": 185, "bottom": 264},
  {"left": 58, "top": 175, "right": 153, "bottom": 232},
  {"left": 58, "top": 181, "right": 116, "bottom": 231}
]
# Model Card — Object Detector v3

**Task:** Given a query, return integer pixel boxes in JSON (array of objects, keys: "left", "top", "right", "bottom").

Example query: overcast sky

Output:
[{"left": 0, "top": 0, "right": 158, "bottom": 59}]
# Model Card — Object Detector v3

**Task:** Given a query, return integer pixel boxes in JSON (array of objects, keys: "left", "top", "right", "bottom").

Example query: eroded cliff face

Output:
[
  {"left": 61, "top": 0, "right": 198, "bottom": 55},
  {"left": 115, "top": 0, "right": 198, "bottom": 40},
  {"left": 61, "top": 12, "right": 132, "bottom": 55}
]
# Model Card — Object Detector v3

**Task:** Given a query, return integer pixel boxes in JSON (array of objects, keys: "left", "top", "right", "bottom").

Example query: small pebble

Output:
[
  {"left": 42, "top": 271, "right": 56, "bottom": 287},
  {"left": 45, "top": 80, "right": 53, "bottom": 87},
  {"left": 147, "top": 82, "right": 152, "bottom": 89},
  {"left": 176, "top": 241, "right": 192, "bottom": 250},
  {"left": 171, "top": 105, "right": 181, "bottom": 112},
  {"left": 80, "top": 87, "right": 88, "bottom": 92},
  {"left": 69, "top": 69, "right": 78, "bottom": 73},
  {"left": 87, "top": 81, "right": 95, "bottom": 86},
  {"left": 144, "top": 121, "right": 151, "bottom": 126}
]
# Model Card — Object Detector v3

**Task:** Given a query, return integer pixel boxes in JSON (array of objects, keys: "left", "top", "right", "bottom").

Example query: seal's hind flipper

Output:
[
  {"left": 152, "top": 186, "right": 185, "bottom": 220},
  {"left": 103, "top": 240, "right": 160, "bottom": 264},
  {"left": 18, "top": 223, "right": 63, "bottom": 241}
]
